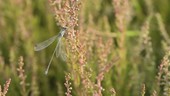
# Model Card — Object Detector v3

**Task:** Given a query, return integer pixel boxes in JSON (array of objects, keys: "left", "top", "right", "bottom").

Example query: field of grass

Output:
[{"left": 1, "top": 0, "right": 170, "bottom": 96}]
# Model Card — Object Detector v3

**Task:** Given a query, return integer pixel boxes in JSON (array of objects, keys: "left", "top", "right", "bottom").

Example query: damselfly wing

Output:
[{"left": 34, "top": 35, "right": 58, "bottom": 51}]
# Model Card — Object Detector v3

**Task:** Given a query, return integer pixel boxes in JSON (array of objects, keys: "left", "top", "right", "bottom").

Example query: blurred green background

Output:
[{"left": 0, "top": 0, "right": 170, "bottom": 96}]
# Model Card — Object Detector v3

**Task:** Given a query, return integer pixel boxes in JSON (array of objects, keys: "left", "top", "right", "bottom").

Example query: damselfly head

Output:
[
  {"left": 61, "top": 27, "right": 67, "bottom": 31},
  {"left": 59, "top": 26, "right": 67, "bottom": 32}
]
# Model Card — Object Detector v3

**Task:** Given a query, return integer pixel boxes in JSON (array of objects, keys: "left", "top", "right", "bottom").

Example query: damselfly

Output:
[{"left": 34, "top": 27, "right": 67, "bottom": 75}]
